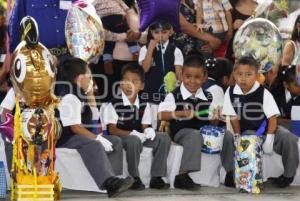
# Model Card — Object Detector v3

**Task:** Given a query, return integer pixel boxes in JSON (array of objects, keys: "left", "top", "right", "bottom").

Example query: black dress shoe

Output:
[
  {"left": 149, "top": 177, "right": 170, "bottom": 189},
  {"left": 273, "top": 175, "right": 294, "bottom": 188},
  {"left": 130, "top": 177, "right": 146, "bottom": 190},
  {"left": 224, "top": 171, "right": 235, "bottom": 188},
  {"left": 104, "top": 176, "right": 134, "bottom": 197},
  {"left": 174, "top": 174, "right": 197, "bottom": 190}
]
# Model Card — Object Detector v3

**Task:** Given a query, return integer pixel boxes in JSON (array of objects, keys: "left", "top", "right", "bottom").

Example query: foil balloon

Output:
[
  {"left": 19, "top": 16, "right": 39, "bottom": 47},
  {"left": 137, "top": 0, "right": 180, "bottom": 32},
  {"left": 233, "top": 18, "right": 283, "bottom": 72},
  {"left": 200, "top": 125, "right": 225, "bottom": 154},
  {"left": 235, "top": 134, "right": 263, "bottom": 194},
  {"left": 8, "top": 16, "right": 61, "bottom": 201},
  {"left": 65, "top": 1, "right": 105, "bottom": 62},
  {"left": 10, "top": 41, "right": 57, "bottom": 108},
  {"left": 21, "top": 108, "right": 51, "bottom": 145}
]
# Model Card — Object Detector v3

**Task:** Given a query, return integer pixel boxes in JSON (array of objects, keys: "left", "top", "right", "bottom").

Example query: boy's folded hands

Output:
[
  {"left": 144, "top": 127, "right": 156, "bottom": 141},
  {"left": 130, "top": 130, "right": 146, "bottom": 143},
  {"left": 96, "top": 135, "right": 114, "bottom": 152}
]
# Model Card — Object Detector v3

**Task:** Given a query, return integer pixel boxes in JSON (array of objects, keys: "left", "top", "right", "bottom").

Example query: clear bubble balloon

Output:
[{"left": 233, "top": 18, "right": 283, "bottom": 72}]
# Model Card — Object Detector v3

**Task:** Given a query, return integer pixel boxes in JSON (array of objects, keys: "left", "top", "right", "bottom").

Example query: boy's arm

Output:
[
  {"left": 174, "top": 48, "right": 183, "bottom": 81},
  {"left": 263, "top": 89, "right": 281, "bottom": 134},
  {"left": 103, "top": 102, "right": 130, "bottom": 136},
  {"left": 222, "top": 87, "right": 240, "bottom": 134},
  {"left": 142, "top": 124, "right": 152, "bottom": 130},
  {"left": 159, "top": 110, "right": 193, "bottom": 121},
  {"left": 175, "top": 65, "right": 182, "bottom": 82},
  {"left": 158, "top": 93, "right": 192, "bottom": 120},
  {"left": 230, "top": 116, "right": 241, "bottom": 135},
  {"left": 70, "top": 125, "right": 98, "bottom": 139},
  {"left": 108, "top": 124, "right": 131, "bottom": 136},
  {"left": 263, "top": 115, "right": 277, "bottom": 154},
  {"left": 267, "top": 115, "right": 277, "bottom": 134}
]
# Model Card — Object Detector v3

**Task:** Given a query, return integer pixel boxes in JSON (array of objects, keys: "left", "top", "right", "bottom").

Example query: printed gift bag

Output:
[{"left": 235, "top": 134, "right": 263, "bottom": 194}]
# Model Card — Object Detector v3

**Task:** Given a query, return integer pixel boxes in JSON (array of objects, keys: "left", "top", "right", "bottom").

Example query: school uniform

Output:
[
  {"left": 158, "top": 84, "right": 235, "bottom": 173},
  {"left": 104, "top": 91, "right": 171, "bottom": 178},
  {"left": 139, "top": 40, "right": 183, "bottom": 103},
  {"left": 203, "top": 77, "right": 224, "bottom": 109},
  {"left": 222, "top": 81, "right": 299, "bottom": 178},
  {"left": 57, "top": 85, "right": 123, "bottom": 190}
]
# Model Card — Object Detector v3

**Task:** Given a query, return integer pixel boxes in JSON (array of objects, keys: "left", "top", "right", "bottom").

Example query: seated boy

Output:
[
  {"left": 158, "top": 54, "right": 235, "bottom": 189},
  {"left": 104, "top": 64, "right": 171, "bottom": 190},
  {"left": 222, "top": 55, "right": 299, "bottom": 188}
]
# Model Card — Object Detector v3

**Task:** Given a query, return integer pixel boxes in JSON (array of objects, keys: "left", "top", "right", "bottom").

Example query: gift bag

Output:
[
  {"left": 235, "top": 134, "right": 263, "bottom": 194},
  {"left": 200, "top": 125, "right": 225, "bottom": 154}
]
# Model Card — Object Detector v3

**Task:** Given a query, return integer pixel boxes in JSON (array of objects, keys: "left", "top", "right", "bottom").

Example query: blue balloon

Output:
[{"left": 137, "top": 0, "right": 181, "bottom": 32}]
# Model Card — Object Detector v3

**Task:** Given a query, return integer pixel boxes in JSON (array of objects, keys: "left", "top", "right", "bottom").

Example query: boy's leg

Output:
[
  {"left": 273, "top": 126, "right": 299, "bottom": 178},
  {"left": 61, "top": 135, "right": 115, "bottom": 190},
  {"left": 143, "top": 133, "right": 171, "bottom": 177},
  {"left": 120, "top": 135, "right": 143, "bottom": 178},
  {"left": 104, "top": 135, "right": 123, "bottom": 175},
  {"left": 173, "top": 128, "right": 203, "bottom": 172},
  {"left": 173, "top": 128, "right": 203, "bottom": 189},
  {"left": 220, "top": 130, "right": 235, "bottom": 187}
]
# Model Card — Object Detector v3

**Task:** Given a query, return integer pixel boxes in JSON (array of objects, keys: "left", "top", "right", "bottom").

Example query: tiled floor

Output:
[{"left": 3, "top": 184, "right": 300, "bottom": 201}]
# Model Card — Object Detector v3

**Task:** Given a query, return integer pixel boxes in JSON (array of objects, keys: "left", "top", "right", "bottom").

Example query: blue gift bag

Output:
[
  {"left": 0, "top": 161, "right": 7, "bottom": 198},
  {"left": 200, "top": 125, "right": 225, "bottom": 154}
]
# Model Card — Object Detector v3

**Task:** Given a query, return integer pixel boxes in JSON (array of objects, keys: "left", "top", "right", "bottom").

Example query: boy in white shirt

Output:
[
  {"left": 158, "top": 54, "right": 235, "bottom": 189},
  {"left": 104, "top": 64, "right": 171, "bottom": 190},
  {"left": 222, "top": 55, "right": 299, "bottom": 188}
]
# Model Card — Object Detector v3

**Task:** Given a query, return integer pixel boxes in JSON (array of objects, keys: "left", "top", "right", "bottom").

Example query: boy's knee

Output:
[
  {"left": 125, "top": 135, "right": 142, "bottom": 148},
  {"left": 276, "top": 126, "right": 298, "bottom": 144},
  {"left": 189, "top": 130, "right": 203, "bottom": 145},
  {"left": 109, "top": 136, "right": 122, "bottom": 146},
  {"left": 90, "top": 140, "right": 106, "bottom": 153},
  {"left": 157, "top": 134, "right": 171, "bottom": 145}
]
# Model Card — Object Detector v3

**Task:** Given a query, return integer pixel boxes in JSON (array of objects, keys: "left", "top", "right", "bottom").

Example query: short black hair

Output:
[
  {"left": 234, "top": 55, "right": 260, "bottom": 72},
  {"left": 61, "top": 57, "right": 88, "bottom": 83},
  {"left": 183, "top": 54, "right": 206, "bottom": 70},
  {"left": 121, "top": 63, "right": 145, "bottom": 82}
]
